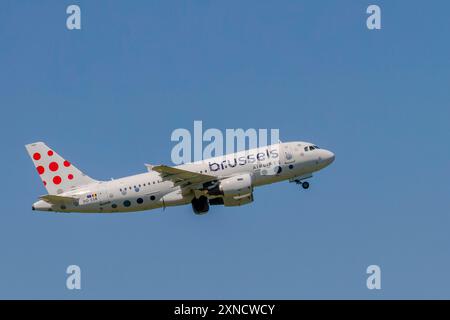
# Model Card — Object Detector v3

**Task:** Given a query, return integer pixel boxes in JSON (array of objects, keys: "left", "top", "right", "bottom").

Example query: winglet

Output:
[{"left": 144, "top": 163, "right": 155, "bottom": 172}]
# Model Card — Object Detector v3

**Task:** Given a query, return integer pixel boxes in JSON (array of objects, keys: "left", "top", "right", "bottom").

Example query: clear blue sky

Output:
[{"left": 1, "top": 0, "right": 449, "bottom": 299}]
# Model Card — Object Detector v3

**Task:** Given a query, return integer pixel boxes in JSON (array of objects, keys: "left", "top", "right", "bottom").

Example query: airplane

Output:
[{"left": 25, "top": 141, "right": 335, "bottom": 214}]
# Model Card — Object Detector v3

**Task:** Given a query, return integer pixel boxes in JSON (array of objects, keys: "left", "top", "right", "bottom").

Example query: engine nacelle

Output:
[{"left": 207, "top": 173, "right": 253, "bottom": 196}]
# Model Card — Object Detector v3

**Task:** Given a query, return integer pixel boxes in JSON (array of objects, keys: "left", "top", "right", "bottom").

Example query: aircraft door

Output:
[
  {"left": 96, "top": 184, "right": 111, "bottom": 211},
  {"left": 281, "top": 143, "right": 295, "bottom": 165}
]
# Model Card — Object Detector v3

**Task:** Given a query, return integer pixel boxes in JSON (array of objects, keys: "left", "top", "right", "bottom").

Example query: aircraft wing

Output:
[
  {"left": 39, "top": 194, "right": 79, "bottom": 204},
  {"left": 145, "top": 164, "right": 216, "bottom": 188}
]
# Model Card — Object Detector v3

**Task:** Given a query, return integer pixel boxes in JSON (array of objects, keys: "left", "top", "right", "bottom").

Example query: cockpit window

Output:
[{"left": 305, "top": 145, "right": 320, "bottom": 151}]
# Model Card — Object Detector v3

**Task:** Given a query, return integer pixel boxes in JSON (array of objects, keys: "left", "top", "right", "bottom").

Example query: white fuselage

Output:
[{"left": 32, "top": 141, "right": 335, "bottom": 213}]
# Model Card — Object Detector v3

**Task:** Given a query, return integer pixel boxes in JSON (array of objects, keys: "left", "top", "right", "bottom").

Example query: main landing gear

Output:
[
  {"left": 293, "top": 179, "right": 310, "bottom": 190},
  {"left": 192, "top": 195, "right": 209, "bottom": 215}
]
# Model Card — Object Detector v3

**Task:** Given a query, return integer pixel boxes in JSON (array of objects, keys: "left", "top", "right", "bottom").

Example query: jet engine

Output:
[{"left": 205, "top": 173, "right": 253, "bottom": 197}]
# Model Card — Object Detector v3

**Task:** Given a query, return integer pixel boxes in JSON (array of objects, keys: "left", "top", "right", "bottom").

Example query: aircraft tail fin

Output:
[{"left": 25, "top": 141, "right": 97, "bottom": 195}]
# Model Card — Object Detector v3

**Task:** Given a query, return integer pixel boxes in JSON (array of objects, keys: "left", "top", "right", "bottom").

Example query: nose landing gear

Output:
[
  {"left": 293, "top": 179, "right": 310, "bottom": 190},
  {"left": 290, "top": 174, "right": 313, "bottom": 190}
]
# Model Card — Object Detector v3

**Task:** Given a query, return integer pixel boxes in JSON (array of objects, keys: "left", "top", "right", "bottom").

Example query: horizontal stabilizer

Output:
[{"left": 40, "top": 194, "right": 78, "bottom": 204}]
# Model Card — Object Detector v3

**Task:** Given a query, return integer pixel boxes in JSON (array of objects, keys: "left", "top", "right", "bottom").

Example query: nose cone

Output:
[{"left": 322, "top": 150, "right": 335, "bottom": 166}]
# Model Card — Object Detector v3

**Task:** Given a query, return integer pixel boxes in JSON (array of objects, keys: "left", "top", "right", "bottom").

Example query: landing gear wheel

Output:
[
  {"left": 192, "top": 196, "right": 210, "bottom": 215},
  {"left": 302, "top": 181, "right": 310, "bottom": 189}
]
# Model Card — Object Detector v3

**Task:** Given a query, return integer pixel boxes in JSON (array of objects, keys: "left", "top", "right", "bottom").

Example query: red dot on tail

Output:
[
  {"left": 63, "top": 160, "right": 71, "bottom": 167},
  {"left": 43, "top": 181, "right": 47, "bottom": 186},
  {"left": 49, "top": 162, "right": 59, "bottom": 172},
  {"left": 53, "top": 176, "right": 62, "bottom": 185},
  {"left": 33, "top": 152, "right": 41, "bottom": 160},
  {"left": 37, "top": 166, "right": 45, "bottom": 175},
  {"left": 68, "top": 174, "right": 74, "bottom": 180},
  {"left": 47, "top": 150, "right": 54, "bottom": 156}
]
